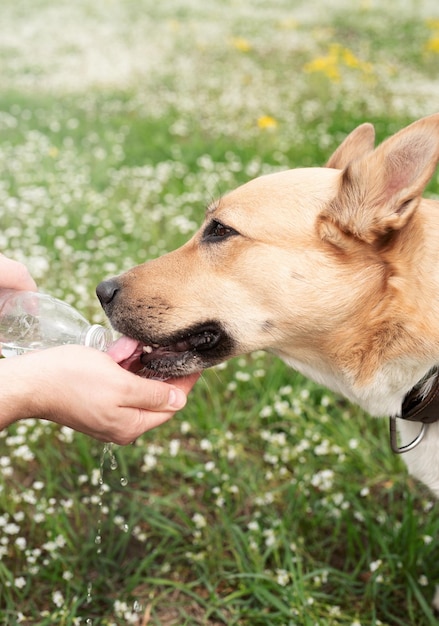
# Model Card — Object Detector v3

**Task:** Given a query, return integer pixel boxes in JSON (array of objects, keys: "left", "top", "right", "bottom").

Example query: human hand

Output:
[
  {"left": 0, "top": 345, "right": 200, "bottom": 444},
  {"left": 0, "top": 254, "right": 37, "bottom": 291}
]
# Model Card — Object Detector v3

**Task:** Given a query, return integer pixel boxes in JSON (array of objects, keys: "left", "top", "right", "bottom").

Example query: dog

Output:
[{"left": 97, "top": 113, "right": 439, "bottom": 497}]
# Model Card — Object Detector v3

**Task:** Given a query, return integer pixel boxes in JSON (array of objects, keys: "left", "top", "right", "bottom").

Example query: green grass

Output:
[{"left": 1, "top": 1, "right": 439, "bottom": 624}]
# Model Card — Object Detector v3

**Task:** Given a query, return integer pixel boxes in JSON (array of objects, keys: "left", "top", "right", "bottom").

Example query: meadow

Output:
[{"left": 1, "top": 0, "right": 439, "bottom": 624}]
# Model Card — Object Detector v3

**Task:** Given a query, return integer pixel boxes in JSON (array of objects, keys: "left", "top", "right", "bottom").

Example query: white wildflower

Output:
[
  {"left": 259, "top": 406, "right": 273, "bottom": 418},
  {"left": 15, "top": 537, "right": 26, "bottom": 550},
  {"left": 235, "top": 371, "right": 250, "bottom": 382},
  {"left": 310, "top": 469, "right": 334, "bottom": 491},
  {"left": 370, "top": 559, "right": 382, "bottom": 572},
  {"left": 263, "top": 528, "right": 276, "bottom": 547},
  {"left": 141, "top": 454, "right": 157, "bottom": 471},
  {"left": 14, "top": 577, "right": 26, "bottom": 589},
  {"left": 423, "top": 535, "right": 433, "bottom": 545},
  {"left": 169, "top": 439, "right": 180, "bottom": 456},
  {"left": 276, "top": 569, "right": 289, "bottom": 586},
  {"left": 180, "top": 421, "right": 191, "bottom": 434},
  {"left": 200, "top": 438, "right": 213, "bottom": 451},
  {"left": 52, "top": 590, "right": 64, "bottom": 607},
  {"left": 192, "top": 513, "right": 207, "bottom": 529},
  {"left": 4, "top": 523, "right": 20, "bottom": 535}
]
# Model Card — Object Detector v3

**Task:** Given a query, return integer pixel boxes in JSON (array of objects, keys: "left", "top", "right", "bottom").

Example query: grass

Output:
[{"left": 1, "top": 0, "right": 439, "bottom": 624}]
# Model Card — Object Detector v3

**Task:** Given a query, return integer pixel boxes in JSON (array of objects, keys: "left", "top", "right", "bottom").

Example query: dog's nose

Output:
[{"left": 96, "top": 278, "right": 120, "bottom": 306}]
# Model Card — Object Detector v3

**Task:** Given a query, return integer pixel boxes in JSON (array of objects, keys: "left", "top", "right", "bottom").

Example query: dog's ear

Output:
[
  {"left": 319, "top": 113, "right": 439, "bottom": 248},
  {"left": 325, "top": 123, "right": 375, "bottom": 169}
]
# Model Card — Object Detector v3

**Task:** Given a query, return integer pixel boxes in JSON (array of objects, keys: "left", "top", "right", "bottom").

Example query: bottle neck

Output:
[{"left": 84, "top": 324, "right": 113, "bottom": 351}]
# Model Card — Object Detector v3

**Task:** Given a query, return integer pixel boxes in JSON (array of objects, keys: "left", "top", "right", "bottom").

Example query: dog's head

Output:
[{"left": 97, "top": 114, "right": 439, "bottom": 385}]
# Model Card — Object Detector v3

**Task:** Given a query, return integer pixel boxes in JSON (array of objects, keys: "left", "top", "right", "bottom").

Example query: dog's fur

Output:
[{"left": 98, "top": 114, "right": 439, "bottom": 496}]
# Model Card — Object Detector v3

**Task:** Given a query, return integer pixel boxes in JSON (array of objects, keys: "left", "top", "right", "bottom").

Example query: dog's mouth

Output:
[{"left": 107, "top": 322, "right": 234, "bottom": 380}]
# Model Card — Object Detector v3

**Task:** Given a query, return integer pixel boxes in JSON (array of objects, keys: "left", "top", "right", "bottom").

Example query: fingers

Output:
[
  {"left": 131, "top": 407, "right": 176, "bottom": 441},
  {"left": 106, "top": 398, "right": 185, "bottom": 445},
  {"left": 113, "top": 373, "right": 201, "bottom": 445},
  {"left": 87, "top": 407, "right": 177, "bottom": 445},
  {"left": 0, "top": 255, "right": 37, "bottom": 291}
]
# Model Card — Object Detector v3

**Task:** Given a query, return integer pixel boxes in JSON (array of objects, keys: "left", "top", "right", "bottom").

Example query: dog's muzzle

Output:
[{"left": 96, "top": 278, "right": 235, "bottom": 379}]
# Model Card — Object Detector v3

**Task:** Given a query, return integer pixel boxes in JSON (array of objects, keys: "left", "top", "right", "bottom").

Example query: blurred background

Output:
[{"left": 1, "top": 1, "right": 439, "bottom": 624}]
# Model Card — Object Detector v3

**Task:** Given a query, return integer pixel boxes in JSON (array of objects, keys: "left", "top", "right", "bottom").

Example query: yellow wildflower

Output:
[
  {"left": 343, "top": 48, "right": 373, "bottom": 74},
  {"left": 230, "top": 37, "right": 251, "bottom": 53},
  {"left": 257, "top": 115, "right": 278, "bottom": 130},
  {"left": 303, "top": 43, "right": 373, "bottom": 83},
  {"left": 424, "top": 18, "right": 439, "bottom": 54},
  {"left": 426, "top": 19, "right": 439, "bottom": 31},
  {"left": 303, "top": 53, "right": 341, "bottom": 83},
  {"left": 167, "top": 19, "right": 180, "bottom": 32},
  {"left": 425, "top": 36, "right": 439, "bottom": 54},
  {"left": 340, "top": 46, "right": 361, "bottom": 68},
  {"left": 278, "top": 18, "right": 298, "bottom": 30}
]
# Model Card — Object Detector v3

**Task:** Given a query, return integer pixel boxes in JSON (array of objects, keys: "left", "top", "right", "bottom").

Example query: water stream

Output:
[{"left": 82, "top": 442, "right": 134, "bottom": 623}]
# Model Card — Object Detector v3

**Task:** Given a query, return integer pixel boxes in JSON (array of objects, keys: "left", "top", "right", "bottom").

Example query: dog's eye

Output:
[{"left": 203, "top": 220, "right": 238, "bottom": 242}]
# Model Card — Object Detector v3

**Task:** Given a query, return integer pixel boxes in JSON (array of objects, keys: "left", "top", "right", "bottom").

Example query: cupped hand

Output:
[{"left": 0, "top": 345, "right": 200, "bottom": 444}]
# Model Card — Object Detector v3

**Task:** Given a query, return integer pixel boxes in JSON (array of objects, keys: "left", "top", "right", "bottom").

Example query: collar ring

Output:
[{"left": 389, "top": 416, "right": 428, "bottom": 454}]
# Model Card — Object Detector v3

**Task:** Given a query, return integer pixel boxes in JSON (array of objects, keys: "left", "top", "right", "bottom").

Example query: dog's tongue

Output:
[{"left": 106, "top": 336, "right": 139, "bottom": 364}]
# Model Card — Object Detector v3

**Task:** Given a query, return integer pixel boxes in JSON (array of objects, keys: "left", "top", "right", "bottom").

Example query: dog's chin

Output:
[{"left": 111, "top": 322, "right": 234, "bottom": 380}]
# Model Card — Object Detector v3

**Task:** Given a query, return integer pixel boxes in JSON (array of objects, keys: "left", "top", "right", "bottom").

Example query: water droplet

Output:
[
  {"left": 95, "top": 534, "right": 102, "bottom": 545},
  {"left": 120, "top": 477, "right": 128, "bottom": 486},
  {"left": 86, "top": 620, "right": 93, "bottom": 625},
  {"left": 103, "top": 443, "right": 112, "bottom": 455},
  {"left": 123, "top": 523, "right": 129, "bottom": 533},
  {"left": 110, "top": 457, "right": 118, "bottom": 470}
]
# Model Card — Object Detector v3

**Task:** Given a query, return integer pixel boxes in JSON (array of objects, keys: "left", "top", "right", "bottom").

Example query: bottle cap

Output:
[{"left": 84, "top": 324, "right": 113, "bottom": 351}]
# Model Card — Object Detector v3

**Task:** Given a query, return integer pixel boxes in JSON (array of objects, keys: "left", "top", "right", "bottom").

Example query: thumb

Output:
[
  {"left": 132, "top": 379, "right": 188, "bottom": 412},
  {"left": 167, "top": 387, "right": 188, "bottom": 410}
]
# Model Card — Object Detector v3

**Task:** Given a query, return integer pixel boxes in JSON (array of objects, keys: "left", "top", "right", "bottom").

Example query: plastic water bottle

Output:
[{"left": 0, "top": 289, "right": 113, "bottom": 357}]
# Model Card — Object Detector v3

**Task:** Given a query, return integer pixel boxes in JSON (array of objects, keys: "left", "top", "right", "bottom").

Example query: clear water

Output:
[{"left": 82, "top": 443, "right": 130, "bottom": 618}]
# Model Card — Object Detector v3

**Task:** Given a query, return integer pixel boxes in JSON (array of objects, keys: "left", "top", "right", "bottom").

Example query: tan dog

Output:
[{"left": 97, "top": 114, "right": 439, "bottom": 496}]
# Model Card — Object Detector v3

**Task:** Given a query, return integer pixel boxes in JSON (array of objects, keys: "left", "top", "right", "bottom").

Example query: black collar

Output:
[{"left": 400, "top": 371, "right": 439, "bottom": 424}]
